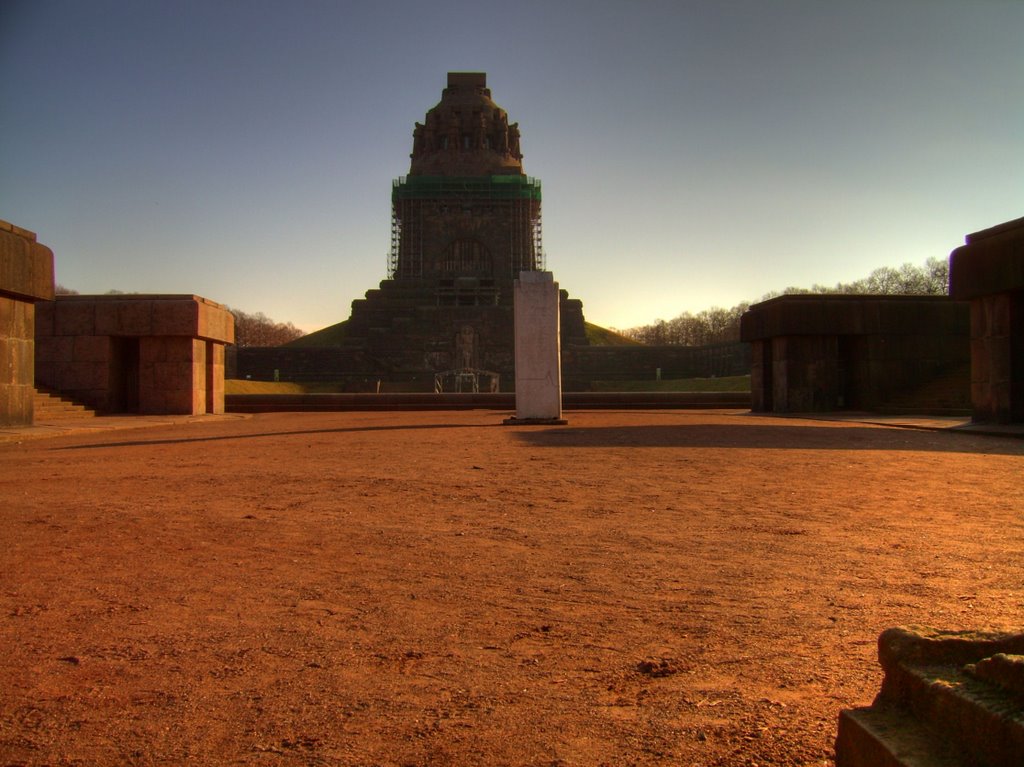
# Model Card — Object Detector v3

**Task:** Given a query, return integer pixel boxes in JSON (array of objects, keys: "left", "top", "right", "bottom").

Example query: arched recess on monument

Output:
[{"left": 444, "top": 239, "right": 492, "bottom": 276}]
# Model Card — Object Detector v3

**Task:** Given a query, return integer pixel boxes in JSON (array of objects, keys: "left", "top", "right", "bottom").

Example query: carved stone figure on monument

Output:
[
  {"left": 455, "top": 324, "right": 477, "bottom": 370},
  {"left": 509, "top": 123, "right": 521, "bottom": 159},
  {"left": 412, "top": 123, "right": 425, "bottom": 157}
]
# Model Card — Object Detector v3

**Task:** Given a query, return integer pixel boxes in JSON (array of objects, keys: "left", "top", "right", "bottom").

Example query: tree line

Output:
[
  {"left": 52, "top": 286, "right": 304, "bottom": 347},
  {"left": 229, "top": 308, "right": 305, "bottom": 347},
  {"left": 618, "top": 257, "right": 949, "bottom": 346}
]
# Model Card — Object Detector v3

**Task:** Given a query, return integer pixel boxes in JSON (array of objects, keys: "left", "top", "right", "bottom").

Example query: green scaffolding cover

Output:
[{"left": 392, "top": 175, "right": 542, "bottom": 202}]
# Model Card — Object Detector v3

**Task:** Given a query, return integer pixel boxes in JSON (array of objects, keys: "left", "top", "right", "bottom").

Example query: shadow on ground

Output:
[
  {"left": 50, "top": 422, "right": 502, "bottom": 451},
  {"left": 512, "top": 423, "right": 1024, "bottom": 455},
  {"left": 47, "top": 419, "right": 1024, "bottom": 456}
]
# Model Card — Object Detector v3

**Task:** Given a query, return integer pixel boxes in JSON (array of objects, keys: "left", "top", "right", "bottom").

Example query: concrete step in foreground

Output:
[
  {"left": 837, "top": 706, "right": 970, "bottom": 767},
  {"left": 33, "top": 388, "right": 97, "bottom": 420}
]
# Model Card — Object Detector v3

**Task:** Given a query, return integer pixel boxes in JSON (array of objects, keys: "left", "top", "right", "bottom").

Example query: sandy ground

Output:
[{"left": 1, "top": 409, "right": 1022, "bottom": 766}]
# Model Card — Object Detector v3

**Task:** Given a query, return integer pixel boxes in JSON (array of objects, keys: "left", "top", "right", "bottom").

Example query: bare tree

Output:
[
  {"left": 622, "top": 258, "right": 949, "bottom": 346},
  {"left": 229, "top": 308, "right": 305, "bottom": 347}
]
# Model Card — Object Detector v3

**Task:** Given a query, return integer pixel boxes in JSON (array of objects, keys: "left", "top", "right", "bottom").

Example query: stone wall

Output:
[
  {"left": 229, "top": 341, "right": 751, "bottom": 392},
  {"left": 0, "top": 220, "right": 54, "bottom": 426},
  {"left": 561, "top": 342, "right": 750, "bottom": 390},
  {"left": 741, "top": 295, "right": 969, "bottom": 414},
  {"left": 35, "top": 295, "right": 233, "bottom": 415},
  {"left": 949, "top": 215, "right": 1024, "bottom": 423}
]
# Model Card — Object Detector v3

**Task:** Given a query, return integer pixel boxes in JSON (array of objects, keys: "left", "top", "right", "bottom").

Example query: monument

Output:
[
  {"left": 240, "top": 73, "right": 588, "bottom": 390},
  {"left": 347, "top": 71, "right": 588, "bottom": 390}
]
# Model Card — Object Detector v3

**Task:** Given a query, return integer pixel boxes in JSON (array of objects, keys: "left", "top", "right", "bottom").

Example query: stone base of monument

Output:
[
  {"left": 835, "top": 626, "right": 1024, "bottom": 767},
  {"left": 501, "top": 416, "right": 568, "bottom": 426}
]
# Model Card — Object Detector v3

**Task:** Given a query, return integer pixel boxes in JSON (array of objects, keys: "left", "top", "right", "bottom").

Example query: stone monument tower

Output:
[{"left": 339, "top": 72, "right": 587, "bottom": 390}]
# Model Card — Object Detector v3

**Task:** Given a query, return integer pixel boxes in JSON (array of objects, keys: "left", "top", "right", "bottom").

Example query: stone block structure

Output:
[
  {"left": 740, "top": 295, "right": 969, "bottom": 413},
  {"left": 35, "top": 295, "right": 234, "bottom": 414},
  {"left": 836, "top": 626, "right": 1024, "bottom": 767},
  {"left": 0, "top": 220, "right": 54, "bottom": 426},
  {"left": 949, "top": 216, "right": 1024, "bottom": 423}
]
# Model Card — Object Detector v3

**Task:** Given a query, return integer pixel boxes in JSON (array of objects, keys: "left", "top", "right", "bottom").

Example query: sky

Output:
[{"left": 2, "top": 0, "right": 1022, "bottom": 333}]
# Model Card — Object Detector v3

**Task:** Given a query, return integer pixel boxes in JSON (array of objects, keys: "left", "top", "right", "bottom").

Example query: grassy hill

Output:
[
  {"left": 285, "top": 319, "right": 349, "bottom": 348},
  {"left": 585, "top": 322, "right": 639, "bottom": 346},
  {"left": 286, "top": 319, "right": 634, "bottom": 348}
]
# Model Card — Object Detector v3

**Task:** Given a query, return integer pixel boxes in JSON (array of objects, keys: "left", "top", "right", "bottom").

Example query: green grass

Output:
[
  {"left": 225, "top": 380, "right": 309, "bottom": 394},
  {"left": 290, "top": 320, "right": 634, "bottom": 348},
  {"left": 225, "top": 379, "right": 365, "bottom": 394},
  {"left": 585, "top": 322, "right": 640, "bottom": 346}
]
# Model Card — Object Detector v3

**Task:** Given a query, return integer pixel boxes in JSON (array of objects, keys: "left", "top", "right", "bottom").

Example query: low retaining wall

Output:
[
  {"left": 226, "top": 391, "right": 751, "bottom": 413},
  {"left": 228, "top": 342, "right": 752, "bottom": 391}
]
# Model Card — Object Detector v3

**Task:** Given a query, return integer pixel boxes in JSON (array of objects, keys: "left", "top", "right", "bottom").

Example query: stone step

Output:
[
  {"left": 836, "top": 705, "right": 966, "bottom": 767},
  {"left": 33, "top": 388, "right": 97, "bottom": 420}
]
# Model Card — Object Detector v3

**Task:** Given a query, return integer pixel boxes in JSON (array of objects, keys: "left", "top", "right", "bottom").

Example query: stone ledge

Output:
[
  {"left": 950, "top": 215, "right": 1024, "bottom": 300},
  {"left": 0, "top": 222, "right": 54, "bottom": 302},
  {"left": 0, "top": 218, "right": 38, "bottom": 242},
  {"left": 38, "top": 295, "right": 234, "bottom": 343},
  {"left": 740, "top": 295, "right": 967, "bottom": 342}
]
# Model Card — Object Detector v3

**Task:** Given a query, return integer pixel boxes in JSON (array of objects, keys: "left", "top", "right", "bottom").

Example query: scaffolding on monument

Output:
[
  {"left": 387, "top": 176, "right": 544, "bottom": 280},
  {"left": 433, "top": 368, "right": 500, "bottom": 393}
]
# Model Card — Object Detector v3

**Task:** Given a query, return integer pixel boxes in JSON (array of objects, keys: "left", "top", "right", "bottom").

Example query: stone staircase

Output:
[
  {"left": 836, "top": 627, "right": 1024, "bottom": 767},
  {"left": 33, "top": 387, "right": 97, "bottom": 420}
]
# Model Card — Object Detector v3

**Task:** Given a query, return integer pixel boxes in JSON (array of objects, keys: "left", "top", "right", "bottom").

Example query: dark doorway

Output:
[
  {"left": 760, "top": 341, "right": 774, "bottom": 411},
  {"left": 837, "top": 336, "right": 866, "bottom": 410},
  {"left": 1012, "top": 290, "right": 1024, "bottom": 421},
  {"left": 109, "top": 337, "right": 140, "bottom": 413},
  {"left": 205, "top": 341, "right": 215, "bottom": 415}
]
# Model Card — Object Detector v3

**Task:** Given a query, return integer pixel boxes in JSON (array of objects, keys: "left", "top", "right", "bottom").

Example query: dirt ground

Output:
[{"left": 1, "top": 409, "right": 1022, "bottom": 766}]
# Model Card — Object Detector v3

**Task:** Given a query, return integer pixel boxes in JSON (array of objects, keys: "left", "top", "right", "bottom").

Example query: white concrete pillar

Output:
[{"left": 507, "top": 271, "right": 566, "bottom": 424}]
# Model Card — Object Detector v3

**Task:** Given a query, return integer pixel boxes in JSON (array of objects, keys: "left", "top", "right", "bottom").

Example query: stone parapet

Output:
[
  {"left": 740, "top": 295, "right": 966, "bottom": 341},
  {"left": 37, "top": 294, "right": 234, "bottom": 343}
]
